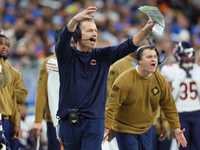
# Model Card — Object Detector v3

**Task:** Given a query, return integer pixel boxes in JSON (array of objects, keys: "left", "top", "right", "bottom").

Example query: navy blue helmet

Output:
[{"left": 173, "top": 41, "right": 195, "bottom": 69}]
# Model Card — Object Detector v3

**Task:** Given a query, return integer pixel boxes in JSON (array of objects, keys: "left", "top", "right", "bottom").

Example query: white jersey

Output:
[
  {"left": 161, "top": 63, "right": 200, "bottom": 113},
  {"left": 46, "top": 57, "right": 59, "bottom": 127}
]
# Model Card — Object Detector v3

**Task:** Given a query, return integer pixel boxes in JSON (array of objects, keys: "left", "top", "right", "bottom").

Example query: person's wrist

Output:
[
  {"left": 33, "top": 122, "right": 43, "bottom": 130},
  {"left": 71, "top": 17, "right": 79, "bottom": 24},
  {"left": 173, "top": 128, "right": 181, "bottom": 133},
  {"left": 143, "top": 26, "right": 152, "bottom": 35},
  {"left": 14, "top": 126, "right": 20, "bottom": 131}
]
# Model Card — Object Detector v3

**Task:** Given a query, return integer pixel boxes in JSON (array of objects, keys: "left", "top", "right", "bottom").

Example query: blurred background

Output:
[
  {"left": 1, "top": 0, "right": 200, "bottom": 115},
  {"left": 0, "top": 0, "right": 200, "bottom": 149}
]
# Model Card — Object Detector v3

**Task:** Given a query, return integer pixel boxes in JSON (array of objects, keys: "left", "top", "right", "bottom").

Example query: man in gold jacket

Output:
[
  {"left": 103, "top": 45, "right": 187, "bottom": 150},
  {"left": 106, "top": 42, "right": 169, "bottom": 149},
  {"left": 33, "top": 53, "right": 60, "bottom": 150},
  {"left": 0, "top": 32, "right": 28, "bottom": 150}
]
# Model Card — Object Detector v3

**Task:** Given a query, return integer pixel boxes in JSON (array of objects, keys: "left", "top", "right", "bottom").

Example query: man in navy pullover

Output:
[{"left": 55, "top": 6, "right": 155, "bottom": 150}]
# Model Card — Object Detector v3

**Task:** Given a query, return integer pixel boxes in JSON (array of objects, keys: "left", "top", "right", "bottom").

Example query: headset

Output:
[
  {"left": 72, "top": 26, "right": 95, "bottom": 43},
  {"left": 135, "top": 45, "right": 166, "bottom": 65},
  {"left": 73, "top": 26, "right": 82, "bottom": 43}
]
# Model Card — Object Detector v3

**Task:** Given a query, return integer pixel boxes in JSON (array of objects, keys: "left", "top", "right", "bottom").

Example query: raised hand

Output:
[
  {"left": 73, "top": 6, "right": 97, "bottom": 22},
  {"left": 67, "top": 6, "right": 97, "bottom": 32},
  {"left": 132, "top": 20, "right": 156, "bottom": 46},
  {"left": 143, "top": 20, "right": 156, "bottom": 33}
]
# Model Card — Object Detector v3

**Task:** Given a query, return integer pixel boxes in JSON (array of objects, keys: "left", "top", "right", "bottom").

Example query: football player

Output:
[{"left": 161, "top": 41, "right": 200, "bottom": 150}]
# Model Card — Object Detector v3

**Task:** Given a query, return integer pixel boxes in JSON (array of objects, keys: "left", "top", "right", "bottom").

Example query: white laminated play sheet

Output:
[{"left": 139, "top": 6, "right": 165, "bottom": 35}]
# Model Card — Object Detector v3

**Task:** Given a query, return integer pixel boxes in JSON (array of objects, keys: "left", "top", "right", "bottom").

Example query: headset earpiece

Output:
[
  {"left": 135, "top": 50, "right": 140, "bottom": 60},
  {"left": 73, "top": 26, "right": 82, "bottom": 42},
  {"left": 155, "top": 48, "right": 160, "bottom": 63},
  {"left": 135, "top": 46, "right": 143, "bottom": 60}
]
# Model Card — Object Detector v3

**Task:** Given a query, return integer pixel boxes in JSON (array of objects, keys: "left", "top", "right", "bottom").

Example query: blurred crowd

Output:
[
  {"left": 1, "top": 0, "right": 200, "bottom": 149},
  {"left": 0, "top": 0, "right": 200, "bottom": 69}
]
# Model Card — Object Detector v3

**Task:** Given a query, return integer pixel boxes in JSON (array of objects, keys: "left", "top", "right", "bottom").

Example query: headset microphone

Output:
[
  {"left": 74, "top": 37, "right": 95, "bottom": 41},
  {"left": 158, "top": 50, "right": 166, "bottom": 65},
  {"left": 89, "top": 38, "right": 95, "bottom": 41},
  {"left": 81, "top": 38, "right": 95, "bottom": 41}
]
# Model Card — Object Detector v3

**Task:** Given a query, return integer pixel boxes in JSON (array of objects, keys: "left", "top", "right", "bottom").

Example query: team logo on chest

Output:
[
  {"left": 90, "top": 59, "right": 97, "bottom": 65},
  {"left": 151, "top": 86, "right": 159, "bottom": 96}
]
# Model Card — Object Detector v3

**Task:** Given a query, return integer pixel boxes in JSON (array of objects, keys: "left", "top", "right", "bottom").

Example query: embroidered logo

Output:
[
  {"left": 40, "top": 69, "right": 46, "bottom": 75},
  {"left": 110, "top": 71, "right": 115, "bottom": 75},
  {"left": 39, "top": 76, "right": 43, "bottom": 83},
  {"left": 113, "top": 85, "right": 119, "bottom": 92},
  {"left": 151, "top": 87, "right": 159, "bottom": 96},
  {"left": 90, "top": 59, "right": 97, "bottom": 65}
]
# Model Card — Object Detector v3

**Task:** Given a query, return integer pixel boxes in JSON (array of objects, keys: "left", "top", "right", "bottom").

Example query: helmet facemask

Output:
[{"left": 173, "top": 42, "right": 195, "bottom": 70}]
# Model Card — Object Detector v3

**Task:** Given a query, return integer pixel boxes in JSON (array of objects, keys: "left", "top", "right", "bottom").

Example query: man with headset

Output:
[
  {"left": 55, "top": 6, "right": 156, "bottom": 150},
  {"left": 103, "top": 45, "right": 187, "bottom": 150},
  {"left": 105, "top": 39, "right": 170, "bottom": 150}
]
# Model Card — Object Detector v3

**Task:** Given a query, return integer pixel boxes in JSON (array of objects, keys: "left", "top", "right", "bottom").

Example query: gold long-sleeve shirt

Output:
[
  {"left": 107, "top": 55, "right": 165, "bottom": 126},
  {"left": 107, "top": 54, "right": 137, "bottom": 93},
  {"left": 34, "top": 54, "right": 56, "bottom": 123},
  {"left": 0, "top": 60, "right": 28, "bottom": 127},
  {"left": 105, "top": 67, "right": 180, "bottom": 134}
]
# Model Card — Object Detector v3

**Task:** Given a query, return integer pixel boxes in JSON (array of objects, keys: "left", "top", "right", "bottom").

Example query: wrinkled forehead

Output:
[
  {"left": 80, "top": 21, "right": 97, "bottom": 30},
  {"left": 142, "top": 49, "right": 157, "bottom": 56}
]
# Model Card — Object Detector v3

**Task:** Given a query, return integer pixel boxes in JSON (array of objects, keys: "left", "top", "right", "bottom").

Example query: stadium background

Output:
[{"left": 0, "top": 0, "right": 200, "bottom": 116}]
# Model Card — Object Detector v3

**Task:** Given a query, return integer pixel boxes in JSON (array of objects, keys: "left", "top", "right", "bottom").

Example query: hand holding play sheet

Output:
[{"left": 139, "top": 6, "right": 165, "bottom": 35}]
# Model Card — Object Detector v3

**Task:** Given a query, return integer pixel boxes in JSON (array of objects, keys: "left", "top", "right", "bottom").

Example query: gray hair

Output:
[{"left": 77, "top": 18, "right": 95, "bottom": 29}]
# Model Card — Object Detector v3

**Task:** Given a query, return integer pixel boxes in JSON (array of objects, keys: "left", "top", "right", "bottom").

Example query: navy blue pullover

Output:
[{"left": 55, "top": 26, "right": 138, "bottom": 119}]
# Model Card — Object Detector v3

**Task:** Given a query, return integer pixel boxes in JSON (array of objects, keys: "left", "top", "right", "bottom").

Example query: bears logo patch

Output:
[
  {"left": 151, "top": 87, "right": 159, "bottom": 96},
  {"left": 90, "top": 59, "right": 97, "bottom": 65}
]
